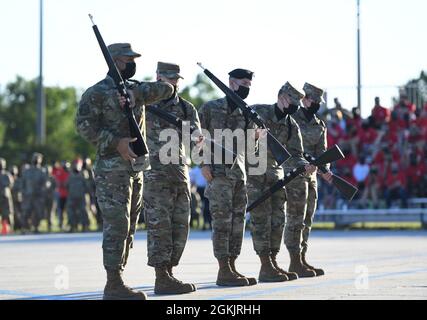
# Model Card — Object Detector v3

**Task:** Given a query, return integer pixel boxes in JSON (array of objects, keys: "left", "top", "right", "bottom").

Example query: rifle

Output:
[
  {"left": 303, "top": 153, "right": 358, "bottom": 201},
  {"left": 88, "top": 14, "right": 148, "bottom": 156},
  {"left": 197, "top": 63, "right": 291, "bottom": 166},
  {"left": 247, "top": 144, "right": 345, "bottom": 212},
  {"left": 145, "top": 105, "right": 236, "bottom": 160}
]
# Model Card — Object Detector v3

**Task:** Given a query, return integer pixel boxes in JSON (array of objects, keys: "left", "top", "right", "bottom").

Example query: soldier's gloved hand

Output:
[
  {"left": 117, "top": 91, "right": 135, "bottom": 109},
  {"left": 117, "top": 137, "right": 138, "bottom": 162},
  {"left": 201, "top": 165, "right": 213, "bottom": 182},
  {"left": 304, "top": 164, "right": 316, "bottom": 175},
  {"left": 320, "top": 170, "right": 333, "bottom": 184}
]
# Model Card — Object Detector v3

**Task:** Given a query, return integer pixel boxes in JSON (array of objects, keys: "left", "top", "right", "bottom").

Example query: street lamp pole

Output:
[
  {"left": 36, "top": 0, "right": 46, "bottom": 145},
  {"left": 357, "top": 0, "right": 362, "bottom": 111}
]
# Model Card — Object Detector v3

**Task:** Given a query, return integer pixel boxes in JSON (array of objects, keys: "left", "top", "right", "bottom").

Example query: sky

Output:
[{"left": 0, "top": 0, "right": 426, "bottom": 117}]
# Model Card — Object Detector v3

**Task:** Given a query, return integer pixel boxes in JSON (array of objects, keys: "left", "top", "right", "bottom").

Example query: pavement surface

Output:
[{"left": 0, "top": 230, "right": 426, "bottom": 300}]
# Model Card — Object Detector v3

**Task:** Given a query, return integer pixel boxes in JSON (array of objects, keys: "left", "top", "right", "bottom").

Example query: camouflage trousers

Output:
[
  {"left": 22, "top": 194, "right": 44, "bottom": 229},
  {"left": 66, "top": 196, "right": 89, "bottom": 228},
  {"left": 95, "top": 169, "right": 143, "bottom": 271},
  {"left": 247, "top": 173, "right": 286, "bottom": 256},
  {"left": 205, "top": 176, "right": 247, "bottom": 260},
  {"left": 284, "top": 174, "right": 318, "bottom": 254},
  {"left": 144, "top": 168, "right": 191, "bottom": 268}
]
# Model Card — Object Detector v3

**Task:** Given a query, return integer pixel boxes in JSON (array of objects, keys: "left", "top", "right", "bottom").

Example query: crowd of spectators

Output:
[{"left": 319, "top": 94, "right": 427, "bottom": 209}]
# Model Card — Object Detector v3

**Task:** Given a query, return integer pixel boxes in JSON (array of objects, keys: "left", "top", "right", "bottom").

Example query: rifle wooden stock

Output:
[
  {"left": 89, "top": 15, "right": 148, "bottom": 156},
  {"left": 303, "top": 147, "right": 358, "bottom": 201},
  {"left": 198, "top": 65, "right": 291, "bottom": 166}
]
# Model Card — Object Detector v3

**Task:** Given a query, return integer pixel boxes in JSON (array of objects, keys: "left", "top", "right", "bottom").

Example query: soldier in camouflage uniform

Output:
[
  {"left": 0, "top": 158, "right": 14, "bottom": 233},
  {"left": 83, "top": 157, "right": 102, "bottom": 231},
  {"left": 144, "top": 62, "right": 200, "bottom": 295},
  {"left": 10, "top": 165, "right": 23, "bottom": 231},
  {"left": 199, "top": 68, "right": 259, "bottom": 287},
  {"left": 247, "top": 82, "right": 315, "bottom": 282},
  {"left": 76, "top": 43, "right": 173, "bottom": 300},
  {"left": 44, "top": 165, "right": 57, "bottom": 232},
  {"left": 285, "top": 83, "right": 332, "bottom": 277},
  {"left": 21, "top": 153, "right": 47, "bottom": 233},
  {"left": 66, "top": 161, "right": 90, "bottom": 232}
]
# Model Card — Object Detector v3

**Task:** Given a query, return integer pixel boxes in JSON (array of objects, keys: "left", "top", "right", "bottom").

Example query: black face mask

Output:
[
  {"left": 235, "top": 86, "right": 250, "bottom": 100},
  {"left": 309, "top": 102, "right": 320, "bottom": 114},
  {"left": 287, "top": 104, "right": 299, "bottom": 115},
  {"left": 121, "top": 62, "right": 136, "bottom": 79}
]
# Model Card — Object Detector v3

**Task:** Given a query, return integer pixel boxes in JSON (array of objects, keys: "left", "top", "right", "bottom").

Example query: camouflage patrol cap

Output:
[
  {"left": 228, "top": 68, "right": 254, "bottom": 80},
  {"left": 107, "top": 43, "right": 141, "bottom": 58},
  {"left": 278, "top": 82, "right": 304, "bottom": 105},
  {"left": 157, "top": 62, "right": 184, "bottom": 79},
  {"left": 303, "top": 82, "right": 325, "bottom": 103}
]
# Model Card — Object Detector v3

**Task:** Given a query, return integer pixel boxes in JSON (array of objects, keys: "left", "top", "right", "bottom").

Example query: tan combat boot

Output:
[
  {"left": 270, "top": 252, "right": 298, "bottom": 281},
  {"left": 103, "top": 269, "right": 147, "bottom": 300},
  {"left": 258, "top": 255, "right": 289, "bottom": 282},
  {"left": 288, "top": 252, "right": 317, "bottom": 278},
  {"left": 229, "top": 256, "right": 257, "bottom": 286},
  {"left": 301, "top": 252, "right": 325, "bottom": 276},
  {"left": 216, "top": 258, "right": 249, "bottom": 287},
  {"left": 154, "top": 266, "right": 194, "bottom": 295},
  {"left": 167, "top": 265, "right": 197, "bottom": 292}
]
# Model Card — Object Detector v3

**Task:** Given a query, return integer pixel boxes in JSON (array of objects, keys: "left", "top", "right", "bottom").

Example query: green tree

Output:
[
  {"left": 0, "top": 76, "right": 95, "bottom": 166},
  {"left": 180, "top": 73, "right": 220, "bottom": 108}
]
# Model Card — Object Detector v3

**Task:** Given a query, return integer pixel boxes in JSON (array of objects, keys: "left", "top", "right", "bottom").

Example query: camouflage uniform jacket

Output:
[
  {"left": 292, "top": 107, "right": 329, "bottom": 171},
  {"left": 146, "top": 94, "right": 201, "bottom": 180},
  {"left": 248, "top": 104, "right": 308, "bottom": 179},
  {"left": 76, "top": 76, "right": 173, "bottom": 172},
  {"left": 198, "top": 97, "right": 256, "bottom": 182}
]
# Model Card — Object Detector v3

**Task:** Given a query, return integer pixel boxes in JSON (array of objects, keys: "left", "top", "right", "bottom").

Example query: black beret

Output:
[{"left": 228, "top": 68, "right": 254, "bottom": 80}]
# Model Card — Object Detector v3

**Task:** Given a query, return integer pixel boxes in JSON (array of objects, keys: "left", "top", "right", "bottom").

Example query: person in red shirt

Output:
[
  {"left": 406, "top": 154, "right": 427, "bottom": 197},
  {"left": 327, "top": 119, "right": 344, "bottom": 148},
  {"left": 389, "top": 111, "right": 406, "bottom": 139},
  {"left": 361, "top": 166, "right": 383, "bottom": 209},
  {"left": 357, "top": 120, "right": 378, "bottom": 153},
  {"left": 336, "top": 146, "right": 357, "bottom": 173},
  {"left": 384, "top": 163, "right": 408, "bottom": 208},
  {"left": 414, "top": 108, "right": 427, "bottom": 141},
  {"left": 346, "top": 107, "right": 363, "bottom": 131},
  {"left": 371, "top": 97, "right": 391, "bottom": 129},
  {"left": 393, "top": 93, "right": 416, "bottom": 122}
]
